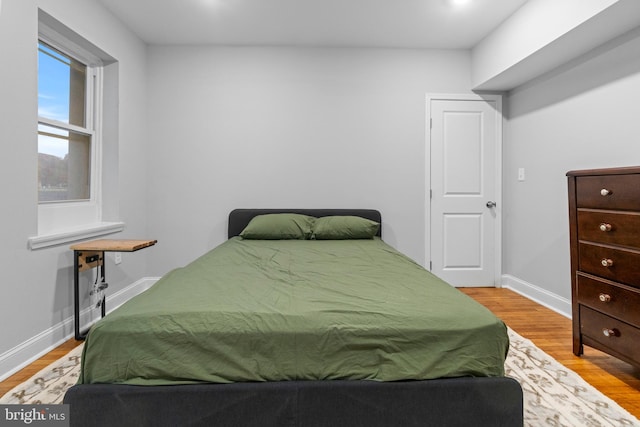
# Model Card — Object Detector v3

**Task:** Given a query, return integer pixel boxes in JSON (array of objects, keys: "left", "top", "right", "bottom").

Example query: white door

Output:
[{"left": 428, "top": 95, "right": 501, "bottom": 287}]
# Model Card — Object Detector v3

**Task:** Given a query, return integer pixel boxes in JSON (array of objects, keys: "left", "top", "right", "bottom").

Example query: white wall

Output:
[
  {"left": 145, "top": 46, "right": 471, "bottom": 274},
  {"left": 502, "top": 27, "right": 640, "bottom": 313},
  {"left": 0, "top": 0, "right": 148, "bottom": 372}
]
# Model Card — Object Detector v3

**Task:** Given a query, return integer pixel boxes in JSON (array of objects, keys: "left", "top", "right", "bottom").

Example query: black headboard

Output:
[{"left": 228, "top": 209, "right": 382, "bottom": 239}]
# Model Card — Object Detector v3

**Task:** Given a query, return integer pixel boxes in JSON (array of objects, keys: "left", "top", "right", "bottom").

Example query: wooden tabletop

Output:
[{"left": 70, "top": 239, "right": 157, "bottom": 252}]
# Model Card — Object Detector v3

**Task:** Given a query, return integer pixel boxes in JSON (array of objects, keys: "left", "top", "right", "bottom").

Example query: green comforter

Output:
[{"left": 79, "top": 237, "right": 508, "bottom": 385}]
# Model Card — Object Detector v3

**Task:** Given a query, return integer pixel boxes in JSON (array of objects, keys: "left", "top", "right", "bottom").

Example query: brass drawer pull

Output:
[
  {"left": 602, "top": 328, "right": 618, "bottom": 338},
  {"left": 599, "top": 223, "right": 612, "bottom": 232},
  {"left": 601, "top": 258, "right": 614, "bottom": 267},
  {"left": 600, "top": 188, "right": 612, "bottom": 196},
  {"left": 598, "top": 293, "right": 611, "bottom": 302}
]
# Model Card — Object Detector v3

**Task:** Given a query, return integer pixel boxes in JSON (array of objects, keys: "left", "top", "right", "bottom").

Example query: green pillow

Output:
[
  {"left": 312, "top": 216, "right": 380, "bottom": 240},
  {"left": 239, "top": 214, "right": 316, "bottom": 240}
]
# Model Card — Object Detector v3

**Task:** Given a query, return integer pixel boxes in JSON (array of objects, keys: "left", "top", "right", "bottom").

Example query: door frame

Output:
[{"left": 425, "top": 93, "right": 503, "bottom": 287}]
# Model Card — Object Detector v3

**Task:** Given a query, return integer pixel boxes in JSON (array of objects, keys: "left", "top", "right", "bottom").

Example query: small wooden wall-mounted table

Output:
[{"left": 70, "top": 239, "right": 157, "bottom": 340}]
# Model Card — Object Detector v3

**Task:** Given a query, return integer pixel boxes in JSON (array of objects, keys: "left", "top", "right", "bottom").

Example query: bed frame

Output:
[{"left": 64, "top": 208, "right": 523, "bottom": 427}]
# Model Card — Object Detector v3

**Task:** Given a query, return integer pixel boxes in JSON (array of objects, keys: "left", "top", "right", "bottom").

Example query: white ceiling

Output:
[{"left": 97, "top": 0, "right": 529, "bottom": 49}]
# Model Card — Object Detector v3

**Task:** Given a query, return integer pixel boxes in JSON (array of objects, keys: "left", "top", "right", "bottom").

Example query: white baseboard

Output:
[
  {"left": 0, "top": 277, "right": 160, "bottom": 382},
  {"left": 501, "top": 274, "right": 572, "bottom": 319}
]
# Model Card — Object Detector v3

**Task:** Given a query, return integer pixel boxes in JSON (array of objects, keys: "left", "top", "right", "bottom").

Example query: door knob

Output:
[{"left": 486, "top": 201, "right": 496, "bottom": 208}]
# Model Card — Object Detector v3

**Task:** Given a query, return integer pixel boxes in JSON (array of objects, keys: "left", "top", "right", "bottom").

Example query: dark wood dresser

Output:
[{"left": 567, "top": 166, "right": 640, "bottom": 367}]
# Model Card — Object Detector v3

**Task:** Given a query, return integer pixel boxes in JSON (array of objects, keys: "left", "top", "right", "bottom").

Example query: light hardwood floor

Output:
[{"left": 1, "top": 287, "right": 639, "bottom": 419}]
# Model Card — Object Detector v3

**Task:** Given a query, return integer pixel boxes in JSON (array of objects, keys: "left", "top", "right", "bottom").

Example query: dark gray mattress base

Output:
[{"left": 64, "top": 377, "right": 523, "bottom": 427}]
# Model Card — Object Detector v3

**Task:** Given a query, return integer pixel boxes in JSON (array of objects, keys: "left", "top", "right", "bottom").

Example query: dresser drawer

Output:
[
  {"left": 576, "top": 273, "right": 640, "bottom": 328},
  {"left": 576, "top": 174, "right": 640, "bottom": 210},
  {"left": 577, "top": 210, "right": 640, "bottom": 248},
  {"left": 580, "top": 306, "right": 640, "bottom": 362},
  {"left": 579, "top": 242, "right": 640, "bottom": 286}
]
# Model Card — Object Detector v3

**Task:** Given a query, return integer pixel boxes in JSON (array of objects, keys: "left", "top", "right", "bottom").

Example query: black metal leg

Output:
[
  {"left": 100, "top": 251, "right": 106, "bottom": 317},
  {"left": 74, "top": 250, "right": 81, "bottom": 340}
]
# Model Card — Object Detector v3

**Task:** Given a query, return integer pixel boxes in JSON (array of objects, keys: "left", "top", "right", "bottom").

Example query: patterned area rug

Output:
[
  {"left": 506, "top": 328, "right": 639, "bottom": 427},
  {"left": 1, "top": 329, "right": 639, "bottom": 426}
]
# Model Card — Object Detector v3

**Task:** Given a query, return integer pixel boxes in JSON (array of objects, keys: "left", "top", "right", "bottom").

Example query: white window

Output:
[
  {"left": 29, "top": 13, "right": 123, "bottom": 249},
  {"left": 38, "top": 40, "right": 94, "bottom": 203}
]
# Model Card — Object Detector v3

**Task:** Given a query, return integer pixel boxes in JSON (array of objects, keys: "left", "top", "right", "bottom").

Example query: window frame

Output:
[{"left": 29, "top": 19, "right": 123, "bottom": 250}]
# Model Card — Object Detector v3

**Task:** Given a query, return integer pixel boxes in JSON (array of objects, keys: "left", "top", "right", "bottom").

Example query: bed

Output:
[{"left": 64, "top": 209, "right": 523, "bottom": 426}]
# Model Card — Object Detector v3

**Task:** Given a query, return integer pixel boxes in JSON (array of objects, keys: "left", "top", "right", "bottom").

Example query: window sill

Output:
[{"left": 28, "top": 222, "right": 125, "bottom": 250}]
